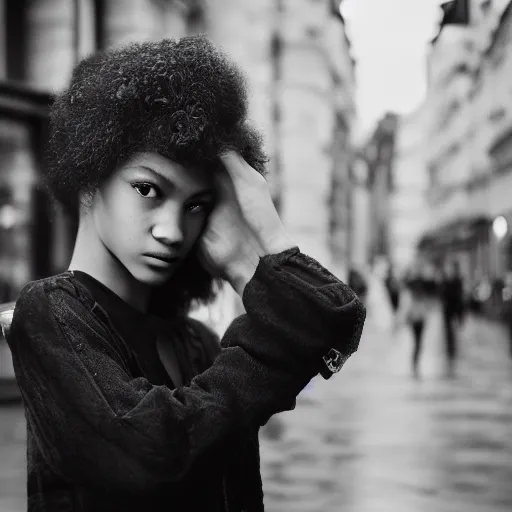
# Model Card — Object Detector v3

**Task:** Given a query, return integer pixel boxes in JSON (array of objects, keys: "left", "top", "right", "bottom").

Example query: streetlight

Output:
[
  {"left": 492, "top": 216, "right": 508, "bottom": 284},
  {"left": 493, "top": 215, "right": 508, "bottom": 240}
]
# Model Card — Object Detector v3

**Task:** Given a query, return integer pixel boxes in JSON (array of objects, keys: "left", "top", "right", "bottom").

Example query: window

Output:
[{"left": 5, "top": 0, "right": 28, "bottom": 81}]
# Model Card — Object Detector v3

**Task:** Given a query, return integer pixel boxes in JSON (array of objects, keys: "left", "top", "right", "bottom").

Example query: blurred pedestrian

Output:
[
  {"left": 384, "top": 264, "right": 400, "bottom": 314},
  {"left": 394, "top": 261, "right": 437, "bottom": 379},
  {"left": 501, "top": 272, "right": 512, "bottom": 359},
  {"left": 440, "top": 260, "right": 465, "bottom": 377}
]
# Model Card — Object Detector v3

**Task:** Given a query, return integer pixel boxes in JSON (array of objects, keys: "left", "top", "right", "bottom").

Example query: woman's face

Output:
[{"left": 89, "top": 151, "right": 215, "bottom": 286}]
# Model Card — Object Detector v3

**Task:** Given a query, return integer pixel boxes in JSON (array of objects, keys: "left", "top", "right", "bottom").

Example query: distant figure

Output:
[
  {"left": 384, "top": 265, "right": 400, "bottom": 313},
  {"left": 395, "top": 261, "right": 437, "bottom": 379},
  {"left": 440, "top": 261, "right": 465, "bottom": 377},
  {"left": 502, "top": 273, "right": 512, "bottom": 359},
  {"left": 348, "top": 267, "right": 368, "bottom": 304}
]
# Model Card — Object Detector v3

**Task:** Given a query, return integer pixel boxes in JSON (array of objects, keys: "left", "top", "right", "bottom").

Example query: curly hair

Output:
[{"left": 44, "top": 35, "right": 268, "bottom": 316}]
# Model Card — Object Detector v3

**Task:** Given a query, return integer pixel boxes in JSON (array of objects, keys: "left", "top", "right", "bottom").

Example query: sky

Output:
[{"left": 340, "top": 0, "right": 445, "bottom": 140}]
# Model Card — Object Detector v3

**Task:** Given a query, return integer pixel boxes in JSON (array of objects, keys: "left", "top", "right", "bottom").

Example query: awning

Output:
[{"left": 417, "top": 215, "right": 491, "bottom": 252}]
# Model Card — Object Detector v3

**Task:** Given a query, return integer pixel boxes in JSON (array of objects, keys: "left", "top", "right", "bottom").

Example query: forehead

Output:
[{"left": 119, "top": 151, "right": 212, "bottom": 190}]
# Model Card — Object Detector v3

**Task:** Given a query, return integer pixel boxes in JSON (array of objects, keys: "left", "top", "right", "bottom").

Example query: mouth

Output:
[{"left": 143, "top": 253, "right": 180, "bottom": 265}]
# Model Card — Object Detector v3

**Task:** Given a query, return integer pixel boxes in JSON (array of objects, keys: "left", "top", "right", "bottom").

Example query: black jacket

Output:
[
  {"left": 7, "top": 247, "right": 365, "bottom": 511},
  {"left": 440, "top": 276, "right": 465, "bottom": 317}
]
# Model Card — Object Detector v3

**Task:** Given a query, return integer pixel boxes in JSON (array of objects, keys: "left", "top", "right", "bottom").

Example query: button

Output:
[{"left": 322, "top": 348, "right": 350, "bottom": 374}]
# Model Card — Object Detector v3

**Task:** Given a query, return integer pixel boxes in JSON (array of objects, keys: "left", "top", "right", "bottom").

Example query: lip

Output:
[{"left": 143, "top": 252, "right": 179, "bottom": 264}]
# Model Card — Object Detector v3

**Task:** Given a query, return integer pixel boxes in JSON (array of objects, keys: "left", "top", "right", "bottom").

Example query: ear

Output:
[{"left": 78, "top": 189, "right": 95, "bottom": 216}]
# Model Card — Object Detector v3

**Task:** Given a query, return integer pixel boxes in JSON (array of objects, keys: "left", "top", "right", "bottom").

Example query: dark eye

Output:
[
  {"left": 186, "top": 202, "right": 211, "bottom": 215},
  {"left": 132, "top": 182, "right": 158, "bottom": 198}
]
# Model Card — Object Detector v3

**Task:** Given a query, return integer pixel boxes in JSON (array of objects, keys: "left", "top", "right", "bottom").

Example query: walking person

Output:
[
  {"left": 394, "top": 261, "right": 437, "bottom": 379},
  {"left": 384, "top": 264, "right": 401, "bottom": 314},
  {"left": 502, "top": 272, "right": 512, "bottom": 359},
  {"left": 5, "top": 37, "right": 365, "bottom": 511},
  {"left": 440, "top": 260, "right": 465, "bottom": 377}
]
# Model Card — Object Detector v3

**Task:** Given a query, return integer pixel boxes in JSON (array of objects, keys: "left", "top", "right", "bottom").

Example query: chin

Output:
[{"left": 131, "top": 265, "right": 175, "bottom": 287}]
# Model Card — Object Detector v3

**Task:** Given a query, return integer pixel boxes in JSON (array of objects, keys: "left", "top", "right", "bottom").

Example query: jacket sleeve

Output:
[{"left": 9, "top": 247, "right": 365, "bottom": 492}]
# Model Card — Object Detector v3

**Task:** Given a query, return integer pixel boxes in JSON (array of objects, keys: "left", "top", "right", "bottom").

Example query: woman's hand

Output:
[
  {"left": 218, "top": 152, "right": 294, "bottom": 255},
  {"left": 198, "top": 151, "right": 295, "bottom": 296}
]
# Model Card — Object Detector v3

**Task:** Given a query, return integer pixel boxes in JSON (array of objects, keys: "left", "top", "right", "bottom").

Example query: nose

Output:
[{"left": 151, "top": 207, "right": 184, "bottom": 249}]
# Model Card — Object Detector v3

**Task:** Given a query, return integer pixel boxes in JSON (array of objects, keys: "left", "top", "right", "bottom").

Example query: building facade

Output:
[
  {"left": 347, "top": 155, "right": 371, "bottom": 269},
  {"left": 327, "top": 7, "right": 357, "bottom": 280},
  {"left": 389, "top": 102, "right": 431, "bottom": 274},
  {"left": 357, "top": 112, "right": 398, "bottom": 268}
]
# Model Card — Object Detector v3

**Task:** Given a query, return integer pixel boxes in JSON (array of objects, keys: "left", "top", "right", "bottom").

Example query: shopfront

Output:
[
  {"left": 416, "top": 214, "right": 512, "bottom": 320},
  {"left": 417, "top": 215, "right": 491, "bottom": 279}
]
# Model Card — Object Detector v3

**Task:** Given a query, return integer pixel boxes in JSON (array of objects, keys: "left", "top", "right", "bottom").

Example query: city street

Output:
[{"left": 1, "top": 289, "right": 512, "bottom": 512}]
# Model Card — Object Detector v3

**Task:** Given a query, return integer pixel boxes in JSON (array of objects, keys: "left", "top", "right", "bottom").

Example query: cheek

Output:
[
  {"left": 97, "top": 193, "right": 145, "bottom": 248},
  {"left": 184, "top": 215, "right": 208, "bottom": 247}
]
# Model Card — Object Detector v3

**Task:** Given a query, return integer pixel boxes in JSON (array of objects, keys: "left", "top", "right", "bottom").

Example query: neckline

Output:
[
  {"left": 62, "top": 270, "right": 180, "bottom": 327},
  {"left": 65, "top": 269, "right": 151, "bottom": 321}
]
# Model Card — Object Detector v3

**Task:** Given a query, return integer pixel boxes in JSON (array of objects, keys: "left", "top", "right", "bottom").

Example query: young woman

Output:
[{"left": 7, "top": 36, "right": 366, "bottom": 511}]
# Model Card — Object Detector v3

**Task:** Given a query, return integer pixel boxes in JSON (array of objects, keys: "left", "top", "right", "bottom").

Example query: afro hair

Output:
[
  {"left": 45, "top": 35, "right": 269, "bottom": 316},
  {"left": 45, "top": 34, "right": 268, "bottom": 219}
]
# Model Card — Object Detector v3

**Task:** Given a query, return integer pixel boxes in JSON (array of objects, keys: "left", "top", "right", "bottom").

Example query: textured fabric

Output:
[
  {"left": 7, "top": 247, "right": 366, "bottom": 511},
  {"left": 72, "top": 270, "right": 226, "bottom": 509}
]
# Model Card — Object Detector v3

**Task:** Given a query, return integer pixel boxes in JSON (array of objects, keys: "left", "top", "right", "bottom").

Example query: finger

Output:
[
  {"left": 219, "top": 151, "right": 246, "bottom": 183},
  {"left": 213, "top": 166, "right": 236, "bottom": 201},
  {"left": 220, "top": 151, "right": 264, "bottom": 184}
]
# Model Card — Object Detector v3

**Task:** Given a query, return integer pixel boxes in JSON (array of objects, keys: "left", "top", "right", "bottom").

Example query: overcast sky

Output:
[{"left": 341, "top": 0, "right": 444, "bottom": 140}]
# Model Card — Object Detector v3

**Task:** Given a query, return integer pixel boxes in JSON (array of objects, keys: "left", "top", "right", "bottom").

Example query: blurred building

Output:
[
  {"left": 327, "top": 6, "right": 357, "bottom": 280},
  {"left": 357, "top": 112, "right": 398, "bottom": 267},
  {"left": 348, "top": 155, "right": 371, "bottom": 269},
  {"left": 417, "top": 0, "right": 512, "bottom": 285},
  {"left": 390, "top": 102, "right": 431, "bottom": 274}
]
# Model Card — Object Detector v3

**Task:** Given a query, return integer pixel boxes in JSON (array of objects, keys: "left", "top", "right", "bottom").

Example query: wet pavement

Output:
[
  {"left": 1, "top": 289, "right": 512, "bottom": 511},
  {"left": 259, "top": 304, "right": 512, "bottom": 512}
]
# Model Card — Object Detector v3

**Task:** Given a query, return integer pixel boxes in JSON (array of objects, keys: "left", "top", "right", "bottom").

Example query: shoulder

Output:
[
  {"left": 12, "top": 273, "right": 94, "bottom": 335},
  {"left": 16, "top": 273, "right": 82, "bottom": 311}
]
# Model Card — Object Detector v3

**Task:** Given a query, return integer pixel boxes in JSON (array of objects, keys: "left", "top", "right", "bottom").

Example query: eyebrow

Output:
[{"left": 136, "top": 165, "right": 214, "bottom": 198}]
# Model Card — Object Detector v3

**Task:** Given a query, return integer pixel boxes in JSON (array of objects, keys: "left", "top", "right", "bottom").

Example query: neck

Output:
[{"left": 68, "top": 220, "right": 151, "bottom": 313}]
